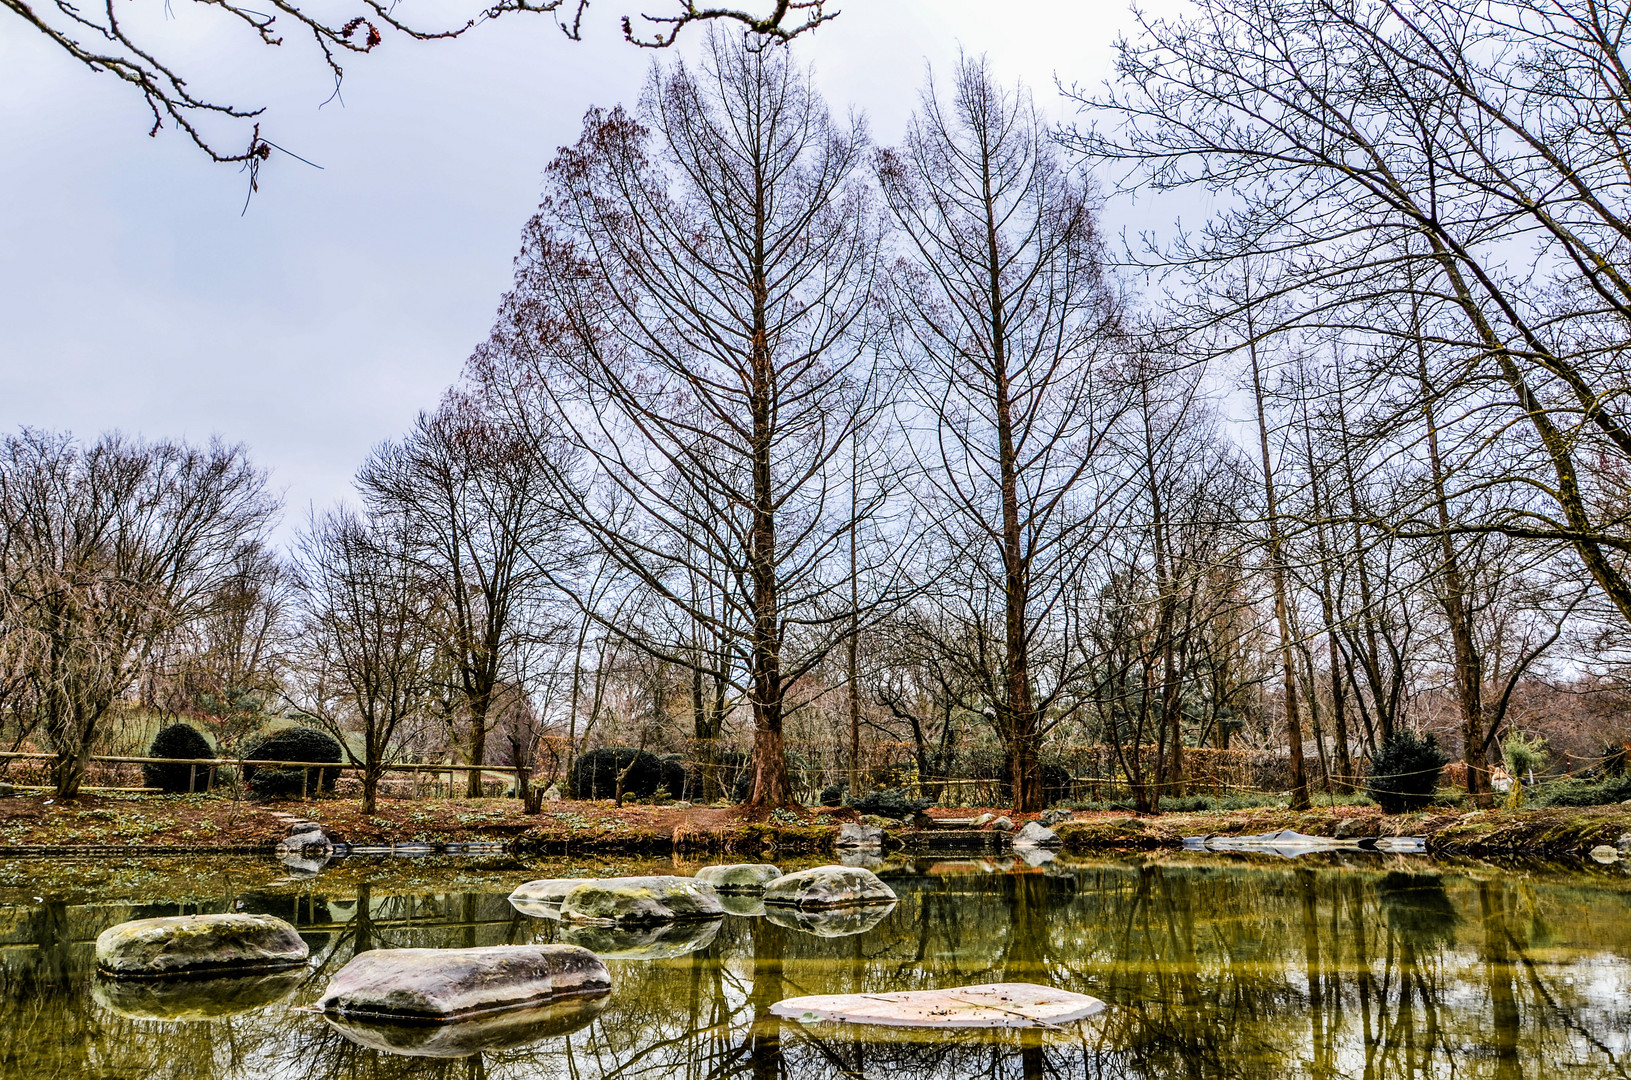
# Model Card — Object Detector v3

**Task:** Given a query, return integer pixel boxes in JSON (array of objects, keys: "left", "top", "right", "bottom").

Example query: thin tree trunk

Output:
[{"left": 1246, "top": 316, "right": 1311, "bottom": 811}]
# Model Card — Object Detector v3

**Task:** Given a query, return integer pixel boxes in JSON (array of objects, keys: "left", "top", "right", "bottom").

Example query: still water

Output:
[{"left": 0, "top": 850, "right": 1627, "bottom": 1079}]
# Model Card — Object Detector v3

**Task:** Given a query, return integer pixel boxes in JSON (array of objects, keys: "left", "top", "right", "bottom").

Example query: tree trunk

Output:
[{"left": 1247, "top": 318, "right": 1310, "bottom": 811}]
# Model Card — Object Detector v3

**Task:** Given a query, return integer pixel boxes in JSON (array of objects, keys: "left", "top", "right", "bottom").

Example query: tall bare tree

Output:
[
  {"left": 472, "top": 32, "right": 883, "bottom": 808},
  {"left": 292, "top": 507, "right": 438, "bottom": 814},
  {"left": 358, "top": 397, "right": 567, "bottom": 797},
  {"left": 878, "top": 57, "right": 1125, "bottom": 811}
]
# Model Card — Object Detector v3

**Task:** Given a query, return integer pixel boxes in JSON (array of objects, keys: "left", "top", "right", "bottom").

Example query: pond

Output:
[{"left": 0, "top": 850, "right": 1627, "bottom": 1079}]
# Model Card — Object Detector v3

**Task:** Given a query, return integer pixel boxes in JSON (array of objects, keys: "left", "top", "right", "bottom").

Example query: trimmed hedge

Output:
[
  {"left": 570, "top": 747, "right": 665, "bottom": 800},
  {"left": 144, "top": 724, "right": 215, "bottom": 793},
  {"left": 242, "top": 727, "right": 343, "bottom": 799}
]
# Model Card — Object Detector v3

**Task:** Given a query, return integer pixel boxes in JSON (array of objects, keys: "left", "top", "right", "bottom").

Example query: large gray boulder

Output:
[
  {"left": 1015, "top": 821, "right": 1061, "bottom": 847},
  {"left": 318, "top": 945, "right": 610, "bottom": 1021},
  {"left": 558, "top": 876, "right": 724, "bottom": 925},
  {"left": 762, "top": 865, "right": 897, "bottom": 910},
  {"left": 325, "top": 996, "right": 608, "bottom": 1058},
  {"left": 694, "top": 864, "right": 782, "bottom": 893},
  {"left": 95, "top": 914, "right": 309, "bottom": 978},
  {"left": 1039, "top": 808, "right": 1072, "bottom": 827}
]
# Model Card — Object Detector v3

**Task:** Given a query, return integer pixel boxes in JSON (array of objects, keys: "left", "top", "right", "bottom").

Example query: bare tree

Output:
[
  {"left": 877, "top": 56, "right": 1125, "bottom": 812},
  {"left": 358, "top": 397, "right": 568, "bottom": 797},
  {"left": 292, "top": 507, "right": 438, "bottom": 814},
  {"left": 472, "top": 32, "right": 883, "bottom": 808},
  {"left": 0, "top": 429, "right": 276, "bottom": 797}
]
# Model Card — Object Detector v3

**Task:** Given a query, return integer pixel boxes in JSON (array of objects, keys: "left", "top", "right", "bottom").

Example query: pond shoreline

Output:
[{"left": 1, "top": 794, "right": 1628, "bottom": 860}]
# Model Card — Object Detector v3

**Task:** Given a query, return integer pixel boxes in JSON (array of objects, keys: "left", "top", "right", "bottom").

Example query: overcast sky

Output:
[{"left": 0, "top": 0, "right": 1177, "bottom": 539}]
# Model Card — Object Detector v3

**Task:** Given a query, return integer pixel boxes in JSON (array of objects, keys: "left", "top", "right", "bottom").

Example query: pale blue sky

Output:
[{"left": 0, "top": 1, "right": 1166, "bottom": 535}]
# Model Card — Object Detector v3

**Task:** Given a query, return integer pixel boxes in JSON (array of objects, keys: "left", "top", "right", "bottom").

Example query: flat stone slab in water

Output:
[
  {"left": 317, "top": 945, "right": 610, "bottom": 1021},
  {"left": 558, "top": 876, "right": 724, "bottom": 925},
  {"left": 762, "top": 865, "right": 897, "bottom": 910},
  {"left": 95, "top": 914, "right": 309, "bottom": 978},
  {"left": 694, "top": 864, "right": 782, "bottom": 893},
  {"left": 771, "top": 982, "right": 1106, "bottom": 1029}
]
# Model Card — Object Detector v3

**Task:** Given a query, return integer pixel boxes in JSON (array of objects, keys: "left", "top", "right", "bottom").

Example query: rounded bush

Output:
[
  {"left": 242, "top": 727, "right": 343, "bottom": 799},
  {"left": 144, "top": 724, "right": 215, "bottom": 793},
  {"left": 569, "top": 747, "right": 664, "bottom": 800},
  {"left": 847, "top": 786, "right": 932, "bottom": 819},
  {"left": 1366, "top": 730, "right": 1449, "bottom": 813}
]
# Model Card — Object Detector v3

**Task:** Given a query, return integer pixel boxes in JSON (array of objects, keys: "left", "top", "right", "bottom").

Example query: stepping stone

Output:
[
  {"left": 771, "top": 982, "right": 1106, "bottom": 1029},
  {"left": 96, "top": 914, "right": 309, "bottom": 978},
  {"left": 317, "top": 944, "right": 610, "bottom": 1021},
  {"left": 557, "top": 876, "right": 724, "bottom": 925},
  {"left": 762, "top": 866, "right": 896, "bottom": 910}
]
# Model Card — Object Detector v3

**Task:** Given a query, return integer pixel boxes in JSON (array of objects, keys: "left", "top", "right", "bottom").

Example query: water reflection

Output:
[{"left": 0, "top": 854, "right": 1629, "bottom": 1078}]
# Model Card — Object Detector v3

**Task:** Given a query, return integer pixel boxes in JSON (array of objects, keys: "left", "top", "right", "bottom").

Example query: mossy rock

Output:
[
  {"left": 762, "top": 865, "right": 896, "bottom": 910},
  {"left": 557, "top": 876, "right": 724, "bottom": 925},
  {"left": 96, "top": 914, "right": 309, "bottom": 978}
]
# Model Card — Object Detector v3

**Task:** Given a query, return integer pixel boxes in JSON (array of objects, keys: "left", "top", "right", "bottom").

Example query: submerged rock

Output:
[
  {"left": 558, "top": 876, "right": 724, "bottom": 925},
  {"left": 326, "top": 996, "right": 608, "bottom": 1058},
  {"left": 92, "top": 968, "right": 304, "bottom": 1021},
  {"left": 1014, "top": 821, "right": 1060, "bottom": 847},
  {"left": 694, "top": 864, "right": 782, "bottom": 893},
  {"left": 562, "top": 918, "right": 721, "bottom": 959},
  {"left": 771, "top": 982, "right": 1106, "bottom": 1029},
  {"left": 762, "top": 865, "right": 896, "bottom": 910},
  {"left": 95, "top": 914, "right": 309, "bottom": 978},
  {"left": 763, "top": 902, "right": 895, "bottom": 938},
  {"left": 318, "top": 945, "right": 610, "bottom": 1021},
  {"left": 835, "top": 821, "right": 885, "bottom": 849}
]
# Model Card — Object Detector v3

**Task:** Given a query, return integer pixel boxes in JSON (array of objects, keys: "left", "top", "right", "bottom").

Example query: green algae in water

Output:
[{"left": 2, "top": 852, "right": 1630, "bottom": 1077}]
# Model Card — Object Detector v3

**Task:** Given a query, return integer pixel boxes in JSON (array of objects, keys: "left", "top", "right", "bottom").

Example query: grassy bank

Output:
[
  {"left": 1054, "top": 803, "right": 1631, "bottom": 857},
  {"left": 0, "top": 793, "right": 842, "bottom": 856}
]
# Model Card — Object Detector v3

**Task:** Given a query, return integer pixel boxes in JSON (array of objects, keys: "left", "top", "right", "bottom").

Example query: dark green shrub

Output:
[
  {"left": 144, "top": 724, "right": 214, "bottom": 793},
  {"left": 569, "top": 747, "right": 664, "bottom": 800},
  {"left": 1531, "top": 774, "right": 1631, "bottom": 808},
  {"left": 847, "top": 787, "right": 932, "bottom": 819},
  {"left": 819, "top": 781, "right": 847, "bottom": 807},
  {"left": 242, "top": 727, "right": 343, "bottom": 799},
  {"left": 1366, "top": 731, "right": 1449, "bottom": 813},
  {"left": 658, "top": 755, "right": 690, "bottom": 801}
]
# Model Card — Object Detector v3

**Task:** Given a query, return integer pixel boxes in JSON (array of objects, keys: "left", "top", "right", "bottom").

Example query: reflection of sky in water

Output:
[{"left": 2, "top": 854, "right": 1631, "bottom": 1078}]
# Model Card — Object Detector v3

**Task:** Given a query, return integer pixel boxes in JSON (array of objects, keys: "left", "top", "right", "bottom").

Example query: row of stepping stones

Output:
[{"left": 91, "top": 862, "right": 1100, "bottom": 1051}]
